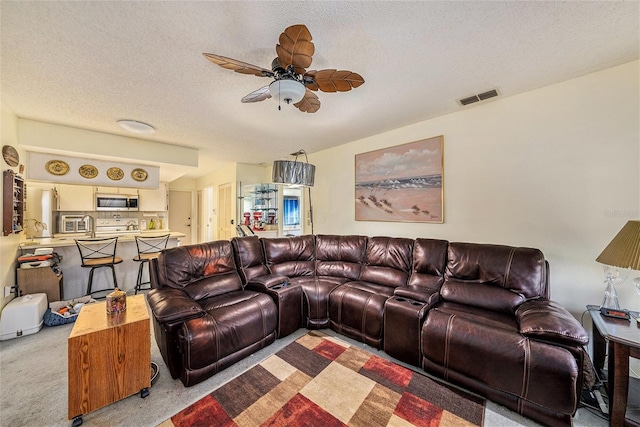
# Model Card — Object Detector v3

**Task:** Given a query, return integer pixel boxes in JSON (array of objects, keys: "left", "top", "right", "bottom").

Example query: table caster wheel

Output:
[
  {"left": 71, "top": 416, "right": 83, "bottom": 427},
  {"left": 140, "top": 387, "right": 149, "bottom": 398}
]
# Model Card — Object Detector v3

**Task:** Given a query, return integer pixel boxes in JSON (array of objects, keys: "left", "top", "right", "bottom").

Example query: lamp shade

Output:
[
  {"left": 269, "top": 80, "right": 306, "bottom": 104},
  {"left": 596, "top": 220, "right": 640, "bottom": 270},
  {"left": 272, "top": 160, "right": 315, "bottom": 186}
]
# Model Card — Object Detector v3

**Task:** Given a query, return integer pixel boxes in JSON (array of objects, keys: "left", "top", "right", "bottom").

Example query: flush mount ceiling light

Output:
[
  {"left": 269, "top": 79, "right": 306, "bottom": 105},
  {"left": 117, "top": 120, "right": 155, "bottom": 135}
]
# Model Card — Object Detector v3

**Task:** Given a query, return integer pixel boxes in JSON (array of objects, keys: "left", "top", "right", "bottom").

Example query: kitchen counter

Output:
[
  {"left": 17, "top": 231, "right": 185, "bottom": 300},
  {"left": 18, "top": 231, "right": 185, "bottom": 249}
]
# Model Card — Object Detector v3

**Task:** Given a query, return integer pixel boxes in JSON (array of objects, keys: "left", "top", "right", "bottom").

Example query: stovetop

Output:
[{"left": 95, "top": 218, "right": 140, "bottom": 235}]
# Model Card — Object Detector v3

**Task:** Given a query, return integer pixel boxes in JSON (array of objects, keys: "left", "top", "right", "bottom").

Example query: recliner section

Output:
[{"left": 147, "top": 234, "right": 588, "bottom": 427}]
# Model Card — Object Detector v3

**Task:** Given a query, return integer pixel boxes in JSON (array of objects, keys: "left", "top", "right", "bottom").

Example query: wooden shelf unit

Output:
[{"left": 3, "top": 170, "right": 24, "bottom": 236}]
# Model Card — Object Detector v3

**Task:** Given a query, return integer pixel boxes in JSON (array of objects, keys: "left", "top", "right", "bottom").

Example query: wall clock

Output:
[{"left": 2, "top": 145, "right": 19, "bottom": 167}]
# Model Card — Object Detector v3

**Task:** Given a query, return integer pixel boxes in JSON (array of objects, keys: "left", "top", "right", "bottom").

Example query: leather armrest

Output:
[
  {"left": 394, "top": 286, "right": 441, "bottom": 307},
  {"left": 246, "top": 274, "right": 290, "bottom": 289},
  {"left": 147, "top": 288, "right": 205, "bottom": 324},
  {"left": 516, "top": 299, "right": 588, "bottom": 347}
]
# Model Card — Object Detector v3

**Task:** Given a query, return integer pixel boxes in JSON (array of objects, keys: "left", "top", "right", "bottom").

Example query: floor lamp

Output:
[{"left": 272, "top": 150, "right": 315, "bottom": 234}]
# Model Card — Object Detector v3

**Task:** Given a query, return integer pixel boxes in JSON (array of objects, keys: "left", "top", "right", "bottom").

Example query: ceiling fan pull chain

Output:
[{"left": 278, "top": 80, "right": 282, "bottom": 111}]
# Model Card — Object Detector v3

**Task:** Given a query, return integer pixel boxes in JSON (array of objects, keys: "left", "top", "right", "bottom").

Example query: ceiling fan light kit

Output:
[
  {"left": 269, "top": 79, "right": 306, "bottom": 105},
  {"left": 203, "top": 24, "right": 364, "bottom": 113}
]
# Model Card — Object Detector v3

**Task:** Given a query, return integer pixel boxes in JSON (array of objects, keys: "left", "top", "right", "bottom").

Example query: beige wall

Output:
[
  {"left": 0, "top": 103, "right": 25, "bottom": 311},
  {"left": 309, "top": 60, "right": 640, "bottom": 317}
]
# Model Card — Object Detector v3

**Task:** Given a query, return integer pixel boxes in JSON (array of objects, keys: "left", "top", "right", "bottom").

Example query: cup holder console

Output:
[
  {"left": 393, "top": 296, "right": 424, "bottom": 306},
  {"left": 270, "top": 282, "right": 290, "bottom": 290}
]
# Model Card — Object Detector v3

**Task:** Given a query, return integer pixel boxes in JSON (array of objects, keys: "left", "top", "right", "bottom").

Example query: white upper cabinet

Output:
[
  {"left": 138, "top": 182, "right": 167, "bottom": 212},
  {"left": 55, "top": 184, "right": 95, "bottom": 211},
  {"left": 95, "top": 187, "right": 139, "bottom": 195}
]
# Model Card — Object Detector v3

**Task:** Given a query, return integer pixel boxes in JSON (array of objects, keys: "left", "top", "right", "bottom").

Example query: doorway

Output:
[
  {"left": 169, "top": 190, "right": 193, "bottom": 245},
  {"left": 218, "top": 183, "right": 234, "bottom": 240}
]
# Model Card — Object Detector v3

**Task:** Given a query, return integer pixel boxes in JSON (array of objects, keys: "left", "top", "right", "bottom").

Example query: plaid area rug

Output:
[{"left": 162, "top": 331, "right": 485, "bottom": 426}]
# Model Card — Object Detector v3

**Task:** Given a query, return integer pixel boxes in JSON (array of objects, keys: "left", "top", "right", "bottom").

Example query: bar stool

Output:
[
  {"left": 75, "top": 236, "right": 123, "bottom": 297},
  {"left": 133, "top": 234, "right": 170, "bottom": 294}
]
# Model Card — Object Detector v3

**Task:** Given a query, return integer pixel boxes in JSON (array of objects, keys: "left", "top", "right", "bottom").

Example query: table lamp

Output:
[{"left": 596, "top": 220, "right": 640, "bottom": 311}]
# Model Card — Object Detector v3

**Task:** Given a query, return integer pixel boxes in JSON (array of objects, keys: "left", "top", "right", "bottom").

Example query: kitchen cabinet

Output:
[
  {"left": 17, "top": 266, "right": 64, "bottom": 302},
  {"left": 138, "top": 182, "right": 167, "bottom": 211},
  {"left": 95, "top": 186, "right": 139, "bottom": 195},
  {"left": 3, "top": 170, "right": 24, "bottom": 236},
  {"left": 55, "top": 184, "right": 94, "bottom": 211}
]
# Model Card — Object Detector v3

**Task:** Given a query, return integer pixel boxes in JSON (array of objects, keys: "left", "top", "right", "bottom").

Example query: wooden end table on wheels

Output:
[
  {"left": 587, "top": 305, "right": 640, "bottom": 427},
  {"left": 68, "top": 294, "right": 151, "bottom": 427}
]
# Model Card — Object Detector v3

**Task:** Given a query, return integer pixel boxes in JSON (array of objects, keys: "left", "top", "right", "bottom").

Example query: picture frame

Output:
[{"left": 355, "top": 136, "right": 443, "bottom": 223}]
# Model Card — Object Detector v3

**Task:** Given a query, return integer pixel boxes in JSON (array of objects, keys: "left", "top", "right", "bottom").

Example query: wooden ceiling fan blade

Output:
[
  {"left": 276, "top": 24, "right": 314, "bottom": 74},
  {"left": 241, "top": 86, "right": 272, "bottom": 103},
  {"left": 294, "top": 90, "right": 321, "bottom": 113},
  {"left": 203, "top": 53, "right": 274, "bottom": 78},
  {"left": 305, "top": 69, "right": 365, "bottom": 92}
]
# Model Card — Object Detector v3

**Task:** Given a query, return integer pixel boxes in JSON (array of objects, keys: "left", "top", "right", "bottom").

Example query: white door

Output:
[
  {"left": 218, "top": 183, "right": 233, "bottom": 240},
  {"left": 169, "top": 190, "right": 192, "bottom": 245}
]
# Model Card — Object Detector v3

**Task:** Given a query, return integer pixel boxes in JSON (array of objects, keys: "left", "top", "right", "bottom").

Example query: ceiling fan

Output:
[{"left": 203, "top": 24, "right": 364, "bottom": 113}]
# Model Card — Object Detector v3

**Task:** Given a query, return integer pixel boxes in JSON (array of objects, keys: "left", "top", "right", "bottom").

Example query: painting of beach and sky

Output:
[{"left": 355, "top": 136, "right": 443, "bottom": 223}]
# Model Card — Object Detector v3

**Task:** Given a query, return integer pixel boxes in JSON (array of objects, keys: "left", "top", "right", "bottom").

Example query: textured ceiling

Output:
[{"left": 1, "top": 1, "right": 638, "bottom": 180}]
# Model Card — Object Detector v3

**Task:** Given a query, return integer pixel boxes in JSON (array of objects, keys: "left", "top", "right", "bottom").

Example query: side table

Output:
[
  {"left": 68, "top": 294, "right": 151, "bottom": 426},
  {"left": 587, "top": 305, "right": 640, "bottom": 427}
]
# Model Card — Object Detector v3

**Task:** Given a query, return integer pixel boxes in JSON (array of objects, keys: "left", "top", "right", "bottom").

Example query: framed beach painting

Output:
[{"left": 355, "top": 136, "right": 443, "bottom": 223}]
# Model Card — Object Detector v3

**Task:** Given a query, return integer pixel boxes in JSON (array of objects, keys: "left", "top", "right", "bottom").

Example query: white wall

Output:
[
  {"left": 310, "top": 60, "right": 640, "bottom": 318},
  {"left": 0, "top": 103, "right": 26, "bottom": 311}
]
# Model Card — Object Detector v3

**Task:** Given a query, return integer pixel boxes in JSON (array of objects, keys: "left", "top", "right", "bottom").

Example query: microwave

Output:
[{"left": 95, "top": 193, "right": 139, "bottom": 211}]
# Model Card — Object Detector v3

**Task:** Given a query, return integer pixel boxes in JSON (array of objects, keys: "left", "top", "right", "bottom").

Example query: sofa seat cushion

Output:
[
  {"left": 329, "top": 281, "right": 395, "bottom": 348},
  {"left": 181, "top": 291, "right": 277, "bottom": 371},
  {"left": 290, "top": 276, "right": 346, "bottom": 328},
  {"left": 421, "top": 302, "right": 580, "bottom": 415}
]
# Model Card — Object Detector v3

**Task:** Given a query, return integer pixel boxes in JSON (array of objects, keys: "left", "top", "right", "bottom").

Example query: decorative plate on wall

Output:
[
  {"left": 131, "top": 168, "right": 148, "bottom": 182},
  {"left": 46, "top": 160, "right": 70, "bottom": 176},
  {"left": 107, "top": 167, "right": 124, "bottom": 181},
  {"left": 2, "top": 145, "right": 19, "bottom": 167},
  {"left": 79, "top": 164, "right": 98, "bottom": 179}
]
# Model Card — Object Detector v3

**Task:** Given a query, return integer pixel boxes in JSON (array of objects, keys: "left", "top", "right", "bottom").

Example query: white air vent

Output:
[{"left": 458, "top": 89, "right": 499, "bottom": 106}]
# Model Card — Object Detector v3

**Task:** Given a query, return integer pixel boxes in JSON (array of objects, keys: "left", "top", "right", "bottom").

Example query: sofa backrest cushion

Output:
[
  {"left": 262, "top": 235, "right": 315, "bottom": 277},
  {"left": 231, "top": 235, "right": 269, "bottom": 283},
  {"left": 156, "top": 240, "right": 243, "bottom": 301},
  {"left": 359, "top": 236, "right": 413, "bottom": 287},
  {"left": 441, "top": 242, "right": 548, "bottom": 313},
  {"left": 407, "top": 238, "right": 448, "bottom": 292},
  {"left": 315, "top": 234, "right": 367, "bottom": 280}
]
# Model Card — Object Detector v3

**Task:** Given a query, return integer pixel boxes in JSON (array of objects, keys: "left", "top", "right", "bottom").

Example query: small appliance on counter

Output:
[{"left": 59, "top": 215, "right": 89, "bottom": 234}]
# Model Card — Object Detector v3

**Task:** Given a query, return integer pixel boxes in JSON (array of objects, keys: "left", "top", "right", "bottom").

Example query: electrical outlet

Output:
[{"left": 4, "top": 287, "right": 13, "bottom": 298}]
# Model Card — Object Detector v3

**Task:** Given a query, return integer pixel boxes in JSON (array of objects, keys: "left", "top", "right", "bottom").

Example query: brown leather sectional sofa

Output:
[{"left": 147, "top": 234, "right": 589, "bottom": 426}]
